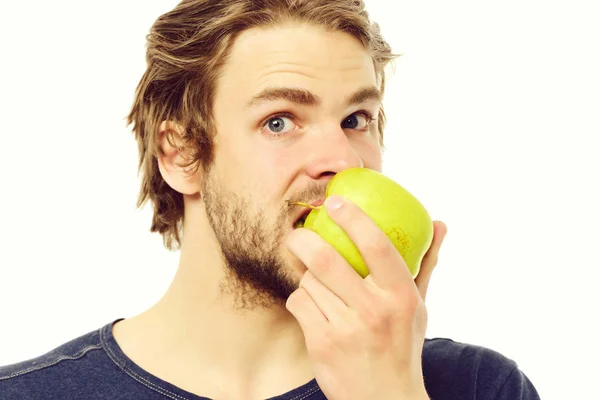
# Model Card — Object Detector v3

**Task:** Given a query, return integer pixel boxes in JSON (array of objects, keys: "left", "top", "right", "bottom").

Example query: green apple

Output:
[{"left": 289, "top": 167, "right": 433, "bottom": 278}]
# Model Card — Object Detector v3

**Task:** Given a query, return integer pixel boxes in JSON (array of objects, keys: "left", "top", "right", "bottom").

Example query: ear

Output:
[{"left": 156, "top": 120, "right": 203, "bottom": 195}]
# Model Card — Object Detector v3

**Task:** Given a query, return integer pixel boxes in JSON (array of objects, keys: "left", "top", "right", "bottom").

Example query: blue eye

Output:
[
  {"left": 261, "top": 110, "right": 375, "bottom": 138},
  {"left": 268, "top": 117, "right": 292, "bottom": 133},
  {"left": 263, "top": 113, "right": 296, "bottom": 136},
  {"left": 342, "top": 112, "right": 374, "bottom": 130}
]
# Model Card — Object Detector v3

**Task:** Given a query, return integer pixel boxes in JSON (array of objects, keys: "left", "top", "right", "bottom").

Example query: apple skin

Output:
[{"left": 302, "top": 168, "right": 434, "bottom": 278}]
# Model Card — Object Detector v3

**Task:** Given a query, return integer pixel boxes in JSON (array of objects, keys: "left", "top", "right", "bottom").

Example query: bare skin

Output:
[{"left": 113, "top": 22, "right": 446, "bottom": 400}]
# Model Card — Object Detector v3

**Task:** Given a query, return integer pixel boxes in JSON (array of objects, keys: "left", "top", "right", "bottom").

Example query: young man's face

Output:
[{"left": 202, "top": 22, "right": 383, "bottom": 307}]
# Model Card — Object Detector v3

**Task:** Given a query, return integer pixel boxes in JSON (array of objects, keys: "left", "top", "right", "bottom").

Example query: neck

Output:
[
  {"left": 149, "top": 256, "right": 309, "bottom": 375},
  {"left": 114, "top": 199, "right": 313, "bottom": 399}
]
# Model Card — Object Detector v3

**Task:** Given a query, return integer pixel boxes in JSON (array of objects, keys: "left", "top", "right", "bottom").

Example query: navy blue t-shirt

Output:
[{"left": 0, "top": 318, "right": 540, "bottom": 399}]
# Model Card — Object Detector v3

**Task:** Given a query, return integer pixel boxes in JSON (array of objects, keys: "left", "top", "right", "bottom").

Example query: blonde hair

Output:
[{"left": 127, "top": 0, "right": 399, "bottom": 250}]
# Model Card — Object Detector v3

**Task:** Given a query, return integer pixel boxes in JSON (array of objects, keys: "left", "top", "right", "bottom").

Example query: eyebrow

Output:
[{"left": 246, "top": 86, "right": 382, "bottom": 109}]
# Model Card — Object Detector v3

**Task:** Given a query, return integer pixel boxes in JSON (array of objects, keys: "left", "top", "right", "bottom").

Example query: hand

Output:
[{"left": 285, "top": 195, "right": 447, "bottom": 400}]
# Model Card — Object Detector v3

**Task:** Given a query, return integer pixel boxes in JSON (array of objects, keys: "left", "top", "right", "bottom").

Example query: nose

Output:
[{"left": 303, "top": 124, "right": 364, "bottom": 180}]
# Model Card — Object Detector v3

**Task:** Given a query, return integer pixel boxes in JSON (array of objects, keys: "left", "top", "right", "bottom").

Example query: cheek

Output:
[
  {"left": 348, "top": 134, "right": 383, "bottom": 170},
  {"left": 266, "top": 147, "right": 301, "bottom": 195},
  {"left": 366, "top": 144, "right": 383, "bottom": 171},
  {"left": 243, "top": 142, "right": 299, "bottom": 205},
  {"left": 218, "top": 131, "right": 272, "bottom": 180},
  {"left": 269, "top": 133, "right": 382, "bottom": 173},
  {"left": 272, "top": 146, "right": 303, "bottom": 174}
]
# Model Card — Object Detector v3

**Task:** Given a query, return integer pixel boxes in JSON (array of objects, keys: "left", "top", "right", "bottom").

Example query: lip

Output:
[{"left": 311, "top": 199, "right": 325, "bottom": 207}]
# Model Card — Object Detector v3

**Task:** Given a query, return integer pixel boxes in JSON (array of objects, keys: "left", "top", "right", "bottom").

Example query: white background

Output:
[{"left": 0, "top": 1, "right": 598, "bottom": 399}]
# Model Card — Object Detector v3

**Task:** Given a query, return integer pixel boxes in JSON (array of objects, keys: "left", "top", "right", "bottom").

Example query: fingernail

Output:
[{"left": 325, "top": 195, "right": 344, "bottom": 212}]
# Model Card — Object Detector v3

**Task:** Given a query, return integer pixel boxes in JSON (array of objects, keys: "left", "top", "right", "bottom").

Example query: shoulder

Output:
[
  {"left": 0, "top": 323, "right": 116, "bottom": 400},
  {"left": 422, "top": 337, "right": 540, "bottom": 400}
]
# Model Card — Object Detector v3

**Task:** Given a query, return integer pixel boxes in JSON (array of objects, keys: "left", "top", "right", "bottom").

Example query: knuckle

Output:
[
  {"left": 364, "top": 238, "right": 393, "bottom": 260},
  {"left": 286, "top": 287, "right": 309, "bottom": 308},
  {"left": 285, "top": 290, "right": 300, "bottom": 310},
  {"left": 308, "top": 243, "right": 337, "bottom": 275},
  {"left": 398, "top": 290, "right": 420, "bottom": 313},
  {"left": 395, "top": 291, "right": 426, "bottom": 326},
  {"left": 298, "top": 271, "right": 316, "bottom": 291},
  {"left": 359, "top": 304, "right": 391, "bottom": 333},
  {"left": 422, "top": 252, "right": 439, "bottom": 268}
]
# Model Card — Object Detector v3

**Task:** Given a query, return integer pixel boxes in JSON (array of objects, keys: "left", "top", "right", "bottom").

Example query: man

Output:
[{"left": 0, "top": 0, "right": 540, "bottom": 399}]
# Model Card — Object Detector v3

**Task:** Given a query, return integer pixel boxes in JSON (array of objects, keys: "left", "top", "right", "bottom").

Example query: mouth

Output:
[
  {"left": 294, "top": 209, "right": 310, "bottom": 229},
  {"left": 289, "top": 199, "right": 324, "bottom": 229}
]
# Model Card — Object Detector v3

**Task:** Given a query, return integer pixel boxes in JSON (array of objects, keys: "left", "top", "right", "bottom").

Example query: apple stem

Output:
[{"left": 286, "top": 201, "right": 319, "bottom": 210}]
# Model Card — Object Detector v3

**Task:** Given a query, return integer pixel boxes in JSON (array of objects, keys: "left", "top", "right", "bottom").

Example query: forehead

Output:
[{"left": 215, "top": 23, "right": 378, "bottom": 106}]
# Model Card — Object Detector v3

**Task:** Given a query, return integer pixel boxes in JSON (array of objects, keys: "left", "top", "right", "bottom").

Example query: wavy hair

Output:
[{"left": 127, "top": 0, "right": 399, "bottom": 250}]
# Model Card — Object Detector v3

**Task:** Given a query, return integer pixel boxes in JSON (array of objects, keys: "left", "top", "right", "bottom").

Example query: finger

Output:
[
  {"left": 323, "top": 195, "right": 408, "bottom": 290},
  {"left": 298, "top": 270, "right": 347, "bottom": 324},
  {"left": 415, "top": 220, "right": 447, "bottom": 301},
  {"left": 286, "top": 227, "right": 371, "bottom": 310},
  {"left": 286, "top": 286, "right": 328, "bottom": 332}
]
